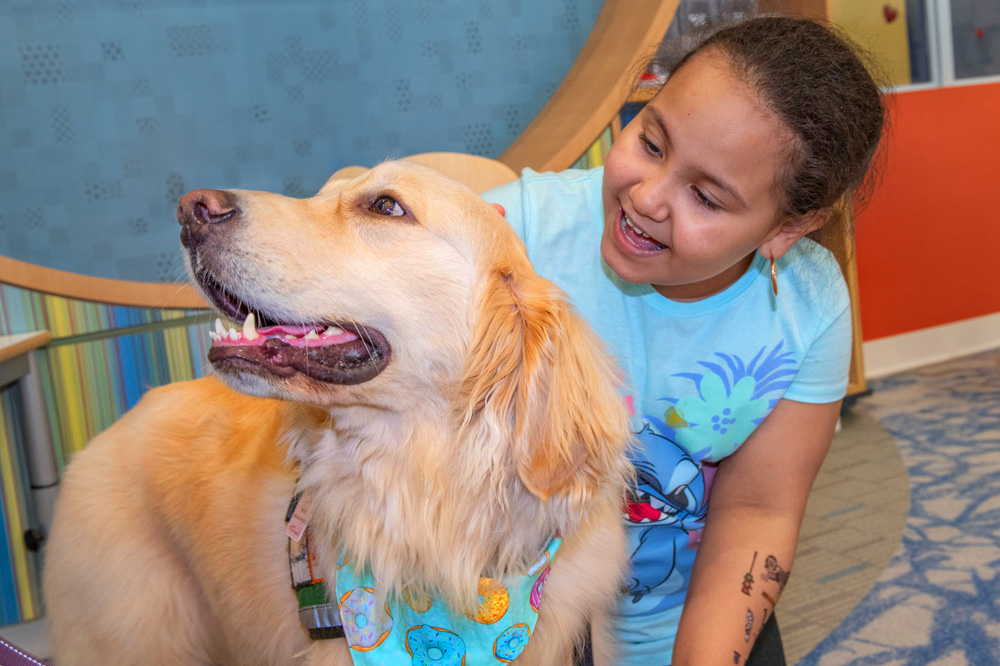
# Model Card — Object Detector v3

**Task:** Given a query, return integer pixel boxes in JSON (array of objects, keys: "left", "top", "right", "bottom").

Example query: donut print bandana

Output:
[{"left": 332, "top": 537, "right": 561, "bottom": 665}]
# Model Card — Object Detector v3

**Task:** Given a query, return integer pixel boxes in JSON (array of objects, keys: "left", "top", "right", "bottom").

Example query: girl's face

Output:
[{"left": 601, "top": 50, "right": 800, "bottom": 301}]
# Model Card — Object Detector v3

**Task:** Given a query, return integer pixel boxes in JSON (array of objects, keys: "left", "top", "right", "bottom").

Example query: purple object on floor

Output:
[{"left": 0, "top": 637, "right": 49, "bottom": 666}]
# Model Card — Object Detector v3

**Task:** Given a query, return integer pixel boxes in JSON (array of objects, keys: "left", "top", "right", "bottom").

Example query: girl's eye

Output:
[
  {"left": 639, "top": 132, "right": 662, "bottom": 157},
  {"left": 369, "top": 195, "right": 405, "bottom": 217},
  {"left": 693, "top": 187, "right": 723, "bottom": 212}
]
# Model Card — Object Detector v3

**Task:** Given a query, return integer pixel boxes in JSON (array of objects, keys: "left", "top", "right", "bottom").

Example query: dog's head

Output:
[
  {"left": 179, "top": 160, "right": 630, "bottom": 502},
  {"left": 180, "top": 161, "right": 488, "bottom": 403}
]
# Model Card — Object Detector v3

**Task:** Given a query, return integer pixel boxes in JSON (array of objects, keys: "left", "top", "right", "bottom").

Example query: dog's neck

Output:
[{"left": 287, "top": 402, "right": 562, "bottom": 608}]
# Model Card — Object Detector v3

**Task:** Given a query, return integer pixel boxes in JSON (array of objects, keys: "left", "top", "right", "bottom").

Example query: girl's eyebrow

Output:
[{"left": 644, "top": 105, "right": 748, "bottom": 210}]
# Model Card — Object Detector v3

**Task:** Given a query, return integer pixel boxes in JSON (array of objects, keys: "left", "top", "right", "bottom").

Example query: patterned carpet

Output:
[
  {"left": 796, "top": 349, "right": 1000, "bottom": 665},
  {"left": 779, "top": 393, "right": 910, "bottom": 663}
]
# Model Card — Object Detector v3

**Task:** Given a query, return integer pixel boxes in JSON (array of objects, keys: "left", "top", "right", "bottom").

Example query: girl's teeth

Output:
[{"left": 623, "top": 214, "right": 652, "bottom": 238}]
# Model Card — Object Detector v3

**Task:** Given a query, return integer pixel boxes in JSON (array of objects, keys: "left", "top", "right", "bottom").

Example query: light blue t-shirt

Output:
[{"left": 484, "top": 167, "right": 851, "bottom": 665}]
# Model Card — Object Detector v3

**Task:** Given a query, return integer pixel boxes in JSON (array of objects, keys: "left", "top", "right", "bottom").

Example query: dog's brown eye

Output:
[{"left": 369, "top": 195, "right": 405, "bottom": 217}]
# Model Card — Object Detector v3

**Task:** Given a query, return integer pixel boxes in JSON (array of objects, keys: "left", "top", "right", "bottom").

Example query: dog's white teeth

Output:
[
  {"left": 243, "top": 313, "right": 259, "bottom": 341},
  {"left": 305, "top": 330, "right": 320, "bottom": 340},
  {"left": 324, "top": 326, "right": 343, "bottom": 336},
  {"left": 285, "top": 335, "right": 297, "bottom": 341},
  {"left": 215, "top": 318, "right": 226, "bottom": 336},
  {"left": 228, "top": 327, "right": 238, "bottom": 340}
]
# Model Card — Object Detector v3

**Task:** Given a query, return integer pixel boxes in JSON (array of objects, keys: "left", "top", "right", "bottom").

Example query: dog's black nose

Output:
[{"left": 177, "top": 189, "right": 240, "bottom": 248}]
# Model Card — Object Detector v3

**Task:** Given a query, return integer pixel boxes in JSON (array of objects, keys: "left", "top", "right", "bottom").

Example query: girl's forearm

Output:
[{"left": 671, "top": 507, "right": 800, "bottom": 666}]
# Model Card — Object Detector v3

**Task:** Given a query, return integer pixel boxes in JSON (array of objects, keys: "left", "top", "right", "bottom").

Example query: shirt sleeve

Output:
[
  {"left": 782, "top": 278, "right": 853, "bottom": 404},
  {"left": 481, "top": 177, "right": 529, "bottom": 243}
]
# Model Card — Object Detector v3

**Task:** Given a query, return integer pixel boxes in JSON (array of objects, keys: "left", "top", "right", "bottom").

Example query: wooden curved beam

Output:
[
  {"left": 499, "top": 0, "right": 678, "bottom": 173},
  {"left": 0, "top": 255, "right": 207, "bottom": 309}
]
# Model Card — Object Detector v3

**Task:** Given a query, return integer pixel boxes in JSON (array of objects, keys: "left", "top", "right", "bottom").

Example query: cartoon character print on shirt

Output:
[
  {"left": 624, "top": 424, "right": 707, "bottom": 607},
  {"left": 623, "top": 343, "right": 798, "bottom": 614}
]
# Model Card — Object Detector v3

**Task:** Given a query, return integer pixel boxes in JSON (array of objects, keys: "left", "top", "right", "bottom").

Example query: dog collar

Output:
[
  {"left": 285, "top": 491, "right": 561, "bottom": 663},
  {"left": 287, "top": 491, "right": 346, "bottom": 641}
]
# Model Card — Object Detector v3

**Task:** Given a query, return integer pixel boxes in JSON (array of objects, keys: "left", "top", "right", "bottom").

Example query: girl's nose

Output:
[{"left": 630, "top": 179, "right": 670, "bottom": 223}]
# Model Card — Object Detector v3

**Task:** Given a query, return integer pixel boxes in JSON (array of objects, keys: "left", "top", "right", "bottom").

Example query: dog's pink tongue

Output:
[
  {"left": 252, "top": 324, "right": 360, "bottom": 347},
  {"left": 258, "top": 325, "right": 318, "bottom": 337}
]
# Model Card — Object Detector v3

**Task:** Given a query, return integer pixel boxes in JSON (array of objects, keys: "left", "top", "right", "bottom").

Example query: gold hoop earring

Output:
[{"left": 770, "top": 257, "right": 778, "bottom": 296}]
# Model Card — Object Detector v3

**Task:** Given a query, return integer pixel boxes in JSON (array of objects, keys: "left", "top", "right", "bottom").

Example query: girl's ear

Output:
[{"left": 758, "top": 207, "right": 832, "bottom": 261}]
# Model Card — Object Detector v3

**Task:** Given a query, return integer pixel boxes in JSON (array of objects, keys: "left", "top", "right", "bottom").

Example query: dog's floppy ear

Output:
[{"left": 458, "top": 258, "right": 630, "bottom": 501}]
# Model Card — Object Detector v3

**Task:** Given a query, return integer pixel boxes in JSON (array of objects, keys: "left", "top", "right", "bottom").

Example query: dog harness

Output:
[
  {"left": 287, "top": 492, "right": 346, "bottom": 640},
  {"left": 286, "top": 491, "right": 561, "bottom": 664}
]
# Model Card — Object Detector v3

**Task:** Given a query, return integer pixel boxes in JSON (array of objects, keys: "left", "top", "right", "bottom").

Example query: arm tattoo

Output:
[
  {"left": 741, "top": 551, "right": 758, "bottom": 595},
  {"left": 763, "top": 554, "right": 790, "bottom": 591}
]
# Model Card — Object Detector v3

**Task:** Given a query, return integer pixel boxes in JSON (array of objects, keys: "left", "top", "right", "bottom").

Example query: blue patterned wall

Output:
[{"left": 0, "top": 0, "right": 603, "bottom": 282}]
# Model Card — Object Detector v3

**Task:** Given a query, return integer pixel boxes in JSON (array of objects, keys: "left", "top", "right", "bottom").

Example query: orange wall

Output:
[{"left": 854, "top": 82, "right": 1000, "bottom": 341}]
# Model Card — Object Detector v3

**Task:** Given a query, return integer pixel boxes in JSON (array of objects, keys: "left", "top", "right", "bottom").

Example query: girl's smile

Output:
[{"left": 615, "top": 205, "right": 669, "bottom": 254}]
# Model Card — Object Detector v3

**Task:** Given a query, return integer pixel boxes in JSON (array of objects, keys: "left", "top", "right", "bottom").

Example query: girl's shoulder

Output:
[
  {"left": 491, "top": 167, "right": 602, "bottom": 203},
  {"left": 781, "top": 237, "right": 850, "bottom": 318},
  {"left": 785, "top": 237, "right": 844, "bottom": 280},
  {"left": 483, "top": 167, "right": 604, "bottom": 243},
  {"left": 518, "top": 166, "right": 602, "bottom": 185}
]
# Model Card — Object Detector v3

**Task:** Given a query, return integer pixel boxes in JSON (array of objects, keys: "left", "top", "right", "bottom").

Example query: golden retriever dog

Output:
[{"left": 43, "top": 161, "right": 632, "bottom": 666}]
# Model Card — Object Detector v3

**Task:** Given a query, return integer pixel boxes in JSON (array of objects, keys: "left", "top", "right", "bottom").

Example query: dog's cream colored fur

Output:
[{"left": 43, "top": 161, "right": 632, "bottom": 665}]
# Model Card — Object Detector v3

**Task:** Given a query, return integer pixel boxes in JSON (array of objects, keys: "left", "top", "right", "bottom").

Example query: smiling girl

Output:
[{"left": 485, "top": 15, "right": 885, "bottom": 666}]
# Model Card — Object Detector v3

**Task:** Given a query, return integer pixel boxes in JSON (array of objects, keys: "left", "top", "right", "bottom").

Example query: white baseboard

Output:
[{"left": 863, "top": 311, "right": 1000, "bottom": 379}]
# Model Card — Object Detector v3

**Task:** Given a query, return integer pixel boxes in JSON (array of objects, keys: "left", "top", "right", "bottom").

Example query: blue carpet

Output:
[{"left": 800, "top": 349, "right": 1000, "bottom": 665}]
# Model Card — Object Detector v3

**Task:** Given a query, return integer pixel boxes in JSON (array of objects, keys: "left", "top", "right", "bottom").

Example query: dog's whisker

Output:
[
  {"left": 354, "top": 323, "right": 377, "bottom": 366},
  {"left": 361, "top": 324, "right": 380, "bottom": 366}
]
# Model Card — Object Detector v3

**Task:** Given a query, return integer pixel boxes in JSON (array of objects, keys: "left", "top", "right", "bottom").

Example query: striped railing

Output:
[{"left": 0, "top": 283, "right": 211, "bottom": 624}]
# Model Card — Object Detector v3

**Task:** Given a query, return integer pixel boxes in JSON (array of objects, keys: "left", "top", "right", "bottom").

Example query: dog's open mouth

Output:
[{"left": 197, "top": 272, "right": 391, "bottom": 385}]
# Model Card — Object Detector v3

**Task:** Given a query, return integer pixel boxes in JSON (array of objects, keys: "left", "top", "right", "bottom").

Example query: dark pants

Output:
[
  {"left": 575, "top": 613, "right": 785, "bottom": 666},
  {"left": 746, "top": 614, "right": 785, "bottom": 665}
]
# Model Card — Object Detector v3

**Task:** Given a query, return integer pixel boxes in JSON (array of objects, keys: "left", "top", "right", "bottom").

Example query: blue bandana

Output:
[
  {"left": 289, "top": 529, "right": 560, "bottom": 663},
  {"left": 286, "top": 490, "right": 561, "bottom": 664},
  {"left": 332, "top": 537, "right": 560, "bottom": 665}
]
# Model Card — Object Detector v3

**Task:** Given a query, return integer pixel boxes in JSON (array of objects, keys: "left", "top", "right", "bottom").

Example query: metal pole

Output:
[{"left": 19, "top": 352, "right": 59, "bottom": 541}]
